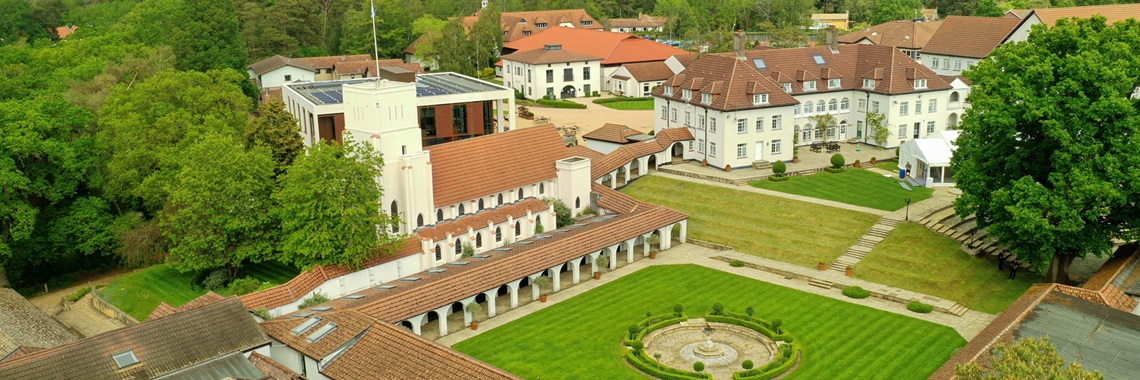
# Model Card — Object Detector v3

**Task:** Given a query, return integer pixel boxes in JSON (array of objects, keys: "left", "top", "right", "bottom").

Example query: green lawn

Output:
[
  {"left": 875, "top": 160, "right": 900, "bottom": 172},
  {"left": 855, "top": 223, "right": 1041, "bottom": 314},
  {"left": 454, "top": 265, "right": 965, "bottom": 380},
  {"left": 622, "top": 175, "right": 879, "bottom": 268},
  {"left": 596, "top": 99, "right": 654, "bottom": 110},
  {"left": 99, "top": 261, "right": 300, "bottom": 321},
  {"left": 749, "top": 168, "right": 933, "bottom": 211},
  {"left": 486, "top": 78, "right": 504, "bottom": 86}
]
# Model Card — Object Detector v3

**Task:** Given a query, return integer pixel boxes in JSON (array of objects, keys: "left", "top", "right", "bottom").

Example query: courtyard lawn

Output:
[
  {"left": 596, "top": 98, "right": 654, "bottom": 110},
  {"left": 749, "top": 168, "right": 933, "bottom": 211},
  {"left": 454, "top": 265, "right": 965, "bottom": 380},
  {"left": 99, "top": 261, "right": 300, "bottom": 321},
  {"left": 875, "top": 160, "right": 900, "bottom": 172},
  {"left": 855, "top": 223, "right": 1042, "bottom": 314},
  {"left": 622, "top": 175, "right": 879, "bottom": 268}
]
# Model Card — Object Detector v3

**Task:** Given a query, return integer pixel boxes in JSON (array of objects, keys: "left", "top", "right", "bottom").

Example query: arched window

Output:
[
  {"left": 575, "top": 197, "right": 581, "bottom": 209},
  {"left": 518, "top": 188, "right": 524, "bottom": 199},
  {"left": 539, "top": 183, "right": 545, "bottom": 194},
  {"left": 416, "top": 214, "right": 424, "bottom": 227},
  {"left": 803, "top": 101, "right": 812, "bottom": 114},
  {"left": 515, "top": 221, "right": 521, "bottom": 235},
  {"left": 828, "top": 99, "right": 838, "bottom": 111},
  {"left": 497, "top": 193, "right": 504, "bottom": 205},
  {"left": 454, "top": 239, "right": 461, "bottom": 256},
  {"left": 950, "top": 91, "right": 960, "bottom": 102},
  {"left": 478, "top": 199, "right": 485, "bottom": 211},
  {"left": 839, "top": 120, "right": 848, "bottom": 136},
  {"left": 390, "top": 201, "right": 399, "bottom": 233},
  {"left": 816, "top": 102, "right": 825, "bottom": 113},
  {"left": 436, "top": 209, "right": 443, "bottom": 222},
  {"left": 840, "top": 97, "right": 850, "bottom": 110},
  {"left": 495, "top": 227, "right": 502, "bottom": 242},
  {"left": 476, "top": 233, "right": 483, "bottom": 248},
  {"left": 458, "top": 204, "right": 465, "bottom": 215},
  {"left": 803, "top": 123, "right": 813, "bottom": 140},
  {"left": 435, "top": 245, "right": 442, "bottom": 261}
]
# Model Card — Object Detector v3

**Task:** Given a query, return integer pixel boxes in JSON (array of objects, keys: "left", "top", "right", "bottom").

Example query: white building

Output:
[
  {"left": 898, "top": 130, "right": 959, "bottom": 187},
  {"left": 918, "top": 16, "right": 1021, "bottom": 76},
  {"left": 500, "top": 44, "right": 603, "bottom": 99},
  {"left": 609, "top": 61, "right": 676, "bottom": 97},
  {"left": 654, "top": 41, "right": 958, "bottom": 171},
  {"left": 608, "top": 13, "right": 668, "bottom": 33}
]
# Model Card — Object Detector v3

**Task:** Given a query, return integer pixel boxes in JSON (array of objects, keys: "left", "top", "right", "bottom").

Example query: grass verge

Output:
[
  {"left": 594, "top": 99, "right": 654, "bottom": 110},
  {"left": 454, "top": 265, "right": 965, "bottom": 380},
  {"left": 749, "top": 168, "right": 933, "bottom": 211},
  {"left": 854, "top": 222, "right": 1041, "bottom": 314},
  {"left": 621, "top": 175, "right": 878, "bottom": 268}
]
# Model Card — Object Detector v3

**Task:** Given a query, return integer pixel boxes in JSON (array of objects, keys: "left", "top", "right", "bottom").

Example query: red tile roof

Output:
[
  {"left": 566, "top": 145, "right": 607, "bottom": 161},
  {"left": 582, "top": 123, "right": 641, "bottom": 143},
  {"left": 500, "top": 47, "right": 603, "bottom": 65},
  {"left": 1029, "top": 4, "right": 1140, "bottom": 27},
  {"left": 462, "top": 9, "right": 603, "bottom": 43},
  {"left": 248, "top": 352, "right": 305, "bottom": 380},
  {"left": 426, "top": 126, "right": 573, "bottom": 207},
  {"left": 622, "top": 61, "right": 676, "bottom": 82},
  {"left": 415, "top": 199, "right": 550, "bottom": 241},
  {"left": 260, "top": 310, "right": 376, "bottom": 361},
  {"left": 652, "top": 54, "right": 799, "bottom": 112},
  {"left": 504, "top": 27, "right": 689, "bottom": 65},
  {"left": 248, "top": 55, "right": 316, "bottom": 76},
  {"left": 838, "top": 20, "right": 942, "bottom": 50},
  {"left": 293, "top": 54, "right": 373, "bottom": 69},
  {"left": 589, "top": 127, "right": 693, "bottom": 180},
  {"left": 920, "top": 16, "right": 1021, "bottom": 58},
  {"left": 148, "top": 291, "right": 227, "bottom": 320}
]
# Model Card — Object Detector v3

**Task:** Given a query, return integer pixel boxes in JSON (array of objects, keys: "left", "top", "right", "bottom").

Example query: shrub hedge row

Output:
[
  {"left": 733, "top": 344, "right": 800, "bottom": 380},
  {"left": 626, "top": 350, "right": 712, "bottom": 380},
  {"left": 592, "top": 96, "right": 653, "bottom": 104},
  {"left": 536, "top": 98, "right": 587, "bottom": 109},
  {"left": 842, "top": 286, "right": 871, "bottom": 299},
  {"left": 825, "top": 167, "right": 845, "bottom": 174},
  {"left": 636, "top": 316, "right": 688, "bottom": 341},
  {"left": 907, "top": 300, "right": 934, "bottom": 313},
  {"left": 767, "top": 175, "right": 790, "bottom": 182}
]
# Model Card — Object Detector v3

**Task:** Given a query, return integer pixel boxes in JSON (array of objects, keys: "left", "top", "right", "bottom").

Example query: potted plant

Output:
[
  {"left": 854, "top": 159, "right": 861, "bottom": 168},
  {"left": 870, "top": 156, "right": 878, "bottom": 165},
  {"left": 534, "top": 276, "right": 552, "bottom": 302},
  {"left": 845, "top": 265, "right": 855, "bottom": 276},
  {"left": 466, "top": 303, "right": 483, "bottom": 330},
  {"left": 818, "top": 260, "right": 828, "bottom": 270},
  {"left": 647, "top": 235, "right": 661, "bottom": 259},
  {"left": 594, "top": 254, "right": 609, "bottom": 279},
  {"left": 702, "top": 158, "right": 708, "bottom": 167},
  {"left": 793, "top": 155, "right": 800, "bottom": 163},
  {"left": 725, "top": 164, "right": 732, "bottom": 172}
]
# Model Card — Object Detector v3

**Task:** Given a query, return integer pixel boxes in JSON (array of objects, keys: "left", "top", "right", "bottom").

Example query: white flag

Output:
[{"left": 370, "top": 1, "right": 376, "bottom": 20}]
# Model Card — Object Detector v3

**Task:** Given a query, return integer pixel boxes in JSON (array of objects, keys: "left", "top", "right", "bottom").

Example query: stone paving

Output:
[{"left": 436, "top": 243, "right": 995, "bottom": 348}]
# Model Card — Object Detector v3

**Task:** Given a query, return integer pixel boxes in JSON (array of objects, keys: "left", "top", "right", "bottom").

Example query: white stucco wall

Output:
[
  {"left": 920, "top": 53, "right": 981, "bottom": 76},
  {"left": 584, "top": 139, "right": 624, "bottom": 154},
  {"left": 502, "top": 59, "right": 602, "bottom": 100},
  {"left": 255, "top": 66, "right": 315, "bottom": 89}
]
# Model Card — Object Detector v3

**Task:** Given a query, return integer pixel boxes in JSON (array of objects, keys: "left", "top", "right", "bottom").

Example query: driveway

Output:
[{"left": 516, "top": 95, "right": 655, "bottom": 145}]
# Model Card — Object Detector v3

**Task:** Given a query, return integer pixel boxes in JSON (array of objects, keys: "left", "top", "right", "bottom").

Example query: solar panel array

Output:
[
  {"left": 310, "top": 89, "right": 343, "bottom": 104},
  {"left": 415, "top": 84, "right": 450, "bottom": 97}
]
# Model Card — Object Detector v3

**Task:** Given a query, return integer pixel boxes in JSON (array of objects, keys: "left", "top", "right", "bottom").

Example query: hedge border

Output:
[
  {"left": 536, "top": 98, "right": 587, "bottom": 109},
  {"left": 842, "top": 286, "right": 870, "bottom": 299},
  {"left": 626, "top": 350, "right": 712, "bottom": 380},
  {"left": 593, "top": 96, "right": 653, "bottom": 104}
]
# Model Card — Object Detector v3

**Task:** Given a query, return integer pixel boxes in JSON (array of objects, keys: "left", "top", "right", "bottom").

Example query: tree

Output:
[
  {"left": 436, "top": 19, "right": 473, "bottom": 75},
  {"left": 655, "top": 0, "right": 693, "bottom": 36},
  {"left": 545, "top": 198, "right": 574, "bottom": 228},
  {"left": 338, "top": 0, "right": 411, "bottom": 58},
  {"left": 245, "top": 101, "right": 304, "bottom": 175},
  {"left": 974, "top": 0, "right": 1006, "bottom": 17},
  {"left": 810, "top": 113, "right": 837, "bottom": 143},
  {"left": 866, "top": 112, "right": 890, "bottom": 147},
  {"left": 951, "top": 17, "right": 1140, "bottom": 284},
  {"left": 409, "top": 14, "right": 447, "bottom": 66},
  {"left": 162, "top": 134, "right": 277, "bottom": 275},
  {"left": 0, "top": 0, "right": 51, "bottom": 45},
  {"left": 869, "top": 0, "right": 923, "bottom": 25},
  {"left": 470, "top": 4, "right": 503, "bottom": 72},
  {"left": 273, "top": 139, "right": 403, "bottom": 269},
  {"left": 956, "top": 338, "right": 1103, "bottom": 380},
  {"left": 98, "top": 69, "right": 252, "bottom": 214},
  {"left": 172, "top": 0, "right": 248, "bottom": 72}
]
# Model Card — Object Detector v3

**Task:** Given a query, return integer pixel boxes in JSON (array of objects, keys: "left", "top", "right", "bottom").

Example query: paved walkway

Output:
[
  {"left": 436, "top": 244, "right": 995, "bottom": 347},
  {"left": 54, "top": 294, "right": 129, "bottom": 338},
  {"left": 829, "top": 216, "right": 902, "bottom": 272}
]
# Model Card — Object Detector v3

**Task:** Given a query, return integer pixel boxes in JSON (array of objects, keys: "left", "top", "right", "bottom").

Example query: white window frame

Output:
[
  {"left": 927, "top": 121, "right": 935, "bottom": 134},
  {"left": 914, "top": 79, "right": 927, "bottom": 89},
  {"left": 709, "top": 142, "right": 717, "bottom": 157},
  {"left": 863, "top": 79, "right": 875, "bottom": 89},
  {"left": 737, "top": 143, "right": 747, "bottom": 158},
  {"left": 685, "top": 111, "right": 691, "bottom": 125},
  {"left": 702, "top": 93, "right": 712, "bottom": 104},
  {"left": 900, "top": 102, "right": 909, "bottom": 116},
  {"left": 664, "top": 86, "right": 674, "bottom": 96},
  {"left": 755, "top": 117, "right": 764, "bottom": 132},
  {"left": 915, "top": 100, "right": 923, "bottom": 114},
  {"left": 753, "top": 93, "right": 769, "bottom": 105},
  {"left": 928, "top": 99, "right": 937, "bottom": 113},
  {"left": 840, "top": 98, "right": 850, "bottom": 111},
  {"left": 781, "top": 83, "right": 792, "bottom": 92},
  {"left": 898, "top": 125, "right": 906, "bottom": 139},
  {"left": 932, "top": 57, "right": 940, "bottom": 68},
  {"left": 710, "top": 118, "right": 717, "bottom": 133},
  {"left": 827, "top": 78, "right": 840, "bottom": 89},
  {"left": 771, "top": 139, "right": 781, "bottom": 154},
  {"left": 682, "top": 89, "right": 692, "bottom": 100},
  {"left": 772, "top": 115, "right": 782, "bottom": 130},
  {"left": 803, "top": 81, "right": 817, "bottom": 91},
  {"left": 737, "top": 119, "right": 747, "bottom": 134}
]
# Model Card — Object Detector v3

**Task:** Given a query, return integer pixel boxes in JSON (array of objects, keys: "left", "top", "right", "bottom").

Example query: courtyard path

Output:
[{"left": 436, "top": 243, "right": 995, "bottom": 347}]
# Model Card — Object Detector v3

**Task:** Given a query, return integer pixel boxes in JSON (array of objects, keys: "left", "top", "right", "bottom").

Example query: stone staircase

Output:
[
  {"left": 830, "top": 216, "right": 902, "bottom": 272},
  {"left": 918, "top": 205, "right": 1031, "bottom": 269},
  {"left": 752, "top": 160, "right": 773, "bottom": 170}
]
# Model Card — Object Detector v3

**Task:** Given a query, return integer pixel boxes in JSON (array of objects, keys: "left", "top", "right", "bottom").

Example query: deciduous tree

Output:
[
  {"left": 951, "top": 17, "right": 1140, "bottom": 284},
  {"left": 245, "top": 101, "right": 304, "bottom": 174},
  {"left": 436, "top": 19, "right": 473, "bottom": 75},
  {"left": 172, "top": 0, "right": 247, "bottom": 72},
  {"left": 869, "top": 0, "right": 923, "bottom": 24},
  {"left": 956, "top": 338, "right": 1103, "bottom": 380}
]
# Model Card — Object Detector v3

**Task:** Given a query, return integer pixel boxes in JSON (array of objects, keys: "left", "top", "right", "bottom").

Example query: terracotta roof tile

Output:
[
  {"left": 590, "top": 127, "right": 693, "bottom": 179},
  {"left": 500, "top": 47, "right": 603, "bottom": 65},
  {"left": 504, "top": 27, "right": 688, "bottom": 65},
  {"left": 1029, "top": 4, "right": 1140, "bottom": 27},
  {"left": 1083, "top": 245, "right": 1138, "bottom": 292},
  {"left": 148, "top": 291, "right": 226, "bottom": 320},
  {"left": 0, "top": 298, "right": 269, "bottom": 380},
  {"left": 652, "top": 54, "right": 799, "bottom": 112},
  {"left": 460, "top": 9, "right": 603, "bottom": 43},
  {"left": 582, "top": 123, "right": 641, "bottom": 143},
  {"left": 248, "top": 352, "right": 305, "bottom": 380},
  {"left": 920, "top": 16, "right": 1020, "bottom": 58},
  {"left": 415, "top": 199, "right": 550, "bottom": 241},
  {"left": 293, "top": 54, "right": 372, "bottom": 70},
  {"left": 621, "top": 61, "right": 676, "bottom": 82},
  {"left": 566, "top": 145, "right": 607, "bottom": 161},
  {"left": 260, "top": 310, "right": 375, "bottom": 361},
  {"left": 426, "top": 126, "right": 573, "bottom": 207},
  {"left": 248, "top": 55, "right": 315, "bottom": 76},
  {"left": 838, "top": 20, "right": 942, "bottom": 50},
  {"left": 609, "top": 14, "right": 668, "bottom": 29}
]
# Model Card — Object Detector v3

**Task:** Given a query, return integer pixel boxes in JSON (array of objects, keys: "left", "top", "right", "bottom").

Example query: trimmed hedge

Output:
[
  {"left": 907, "top": 300, "right": 934, "bottom": 314},
  {"left": 825, "top": 167, "right": 845, "bottom": 173},
  {"left": 592, "top": 96, "right": 652, "bottom": 104},
  {"left": 733, "top": 344, "right": 801, "bottom": 380},
  {"left": 767, "top": 175, "right": 790, "bottom": 182},
  {"left": 703, "top": 315, "right": 779, "bottom": 342},
  {"left": 537, "top": 98, "right": 587, "bottom": 109},
  {"left": 636, "top": 316, "right": 688, "bottom": 341},
  {"left": 729, "top": 259, "right": 745, "bottom": 267},
  {"left": 626, "top": 351, "right": 712, "bottom": 380},
  {"left": 842, "top": 286, "right": 870, "bottom": 299}
]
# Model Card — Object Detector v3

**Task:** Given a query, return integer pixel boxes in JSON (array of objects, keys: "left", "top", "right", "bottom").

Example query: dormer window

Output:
[
  {"left": 682, "top": 89, "right": 692, "bottom": 100},
  {"left": 664, "top": 86, "right": 674, "bottom": 96},
  {"left": 781, "top": 83, "right": 792, "bottom": 93},
  {"left": 863, "top": 79, "right": 876, "bottom": 89},
  {"left": 752, "top": 93, "right": 768, "bottom": 105},
  {"left": 914, "top": 79, "right": 928, "bottom": 89},
  {"left": 582, "top": 20, "right": 593, "bottom": 26},
  {"left": 536, "top": 22, "right": 548, "bottom": 28},
  {"left": 702, "top": 93, "right": 712, "bottom": 104},
  {"left": 523, "top": 31, "right": 532, "bottom": 36},
  {"left": 803, "top": 81, "right": 816, "bottom": 91},
  {"left": 827, "top": 79, "right": 840, "bottom": 89}
]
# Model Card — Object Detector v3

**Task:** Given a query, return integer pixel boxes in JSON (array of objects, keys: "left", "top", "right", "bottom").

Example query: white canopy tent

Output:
[{"left": 898, "top": 130, "right": 959, "bottom": 187}]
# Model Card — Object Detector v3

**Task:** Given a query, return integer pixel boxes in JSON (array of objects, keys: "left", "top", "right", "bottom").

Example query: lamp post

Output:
[{"left": 905, "top": 198, "right": 912, "bottom": 221}]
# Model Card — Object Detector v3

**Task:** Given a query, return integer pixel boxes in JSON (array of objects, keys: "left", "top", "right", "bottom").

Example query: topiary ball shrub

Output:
[
  {"left": 742, "top": 359, "right": 755, "bottom": 370},
  {"left": 830, "top": 153, "right": 845, "bottom": 168},
  {"left": 628, "top": 324, "right": 640, "bottom": 339},
  {"left": 712, "top": 302, "right": 724, "bottom": 315},
  {"left": 771, "top": 318, "right": 783, "bottom": 333},
  {"left": 729, "top": 259, "right": 745, "bottom": 267},
  {"left": 674, "top": 303, "right": 684, "bottom": 315},
  {"left": 772, "top": 160, "right": 787, "bottom": 175},
  {"left": 842, "top": 286, "right": 871, "bottom": 299},
  {"left": 694, "top": 361, "right": 705, "bottom": 372},
  {"left": 631, "top": 340, "right": 644, "bottom": 352},
  {"left": 768, "top": 175, "right": 790, "bottom": 182},
  {"left": 907, "top": 300, "right": 934, "bottom": 313}
]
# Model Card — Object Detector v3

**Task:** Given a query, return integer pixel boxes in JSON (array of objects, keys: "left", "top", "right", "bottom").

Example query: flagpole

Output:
[{"left": 371, "top": 0, "right": 380, "bottom": 82}]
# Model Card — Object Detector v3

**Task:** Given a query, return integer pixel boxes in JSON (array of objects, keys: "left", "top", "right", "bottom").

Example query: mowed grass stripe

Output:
[
  {"left": 454, "top": 265, "right": 964, "bottom": 380},
  {"left": 622, "top": 176, "right": 879, "bottom": 268},
  {"left": 749, "top": 168, "right": 934, "bottom": 211}
]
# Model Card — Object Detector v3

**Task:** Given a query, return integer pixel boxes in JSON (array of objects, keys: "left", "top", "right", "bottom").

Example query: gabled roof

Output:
[
  {"left": 333, "top": 59, "right": 424, "bottom": 76},
  {"left": 0, "top": 289, "right": 78, "bottom": 358},
  {"left": 609, "top": 13, "right": 668, "bottom": 28},
  {"left": 293, "top": 54, "right": 372, "bottom": 70},
  {"left": 582, "top": 123, "right": 642, "bottom": 144},
  {"left": 591, "top": 128, "right": 694, "bottom": 179},
  {"left": 461, "top": 9, "right": 603, "bottom": 43},
  {"left": 920, "top": 16, "right": 1020, "bottom": 58},
  {"left": 248, "top": 352, "right": 305, "bottom": 380},
  {"left": 503, "top": 27, "right": 689, "bottom": 65},
  {"left": 148, "top": 291, "right": 227, "bottom": 320},
  {"left": 248, "top": 55, "right": 316, "bottom": 76},
  {"left": 500, "top": 47, "right": 603, "bottom": 65},
  {"left": 652, "top": 54, "right": 798, "bottom": 112},
  {"left": 0, "top": 298, "right": 269, "bottom": 380},
  {"left": 837, "top": 20, "right": 942, "bottom": 49},
  {"left": 426, "top": 126, "right": 573, "bottom": 207},
  {"left": 415, "top": 199, "right": 550, "bottom": 241},
  {"left": 622, "top": 61, "right": 676, "bottom": 82},
  {"left": 1028, "top": 3, "right": 1140, "bottom": 26}
]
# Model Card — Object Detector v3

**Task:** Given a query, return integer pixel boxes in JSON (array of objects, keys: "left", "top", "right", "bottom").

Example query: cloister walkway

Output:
[{"left": 435, "top": 243, "right": 996, "bottom": 347}]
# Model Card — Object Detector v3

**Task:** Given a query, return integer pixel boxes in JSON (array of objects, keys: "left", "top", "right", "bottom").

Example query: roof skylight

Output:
[
  {"left": 813, "top": 54, "right": 826, "bottom": 65},
  {"left": 291, "top": 316, "right": 322, "bottom": 336},
  {"left": 112, "top": 350, "right": 139, "bottom": 369},
  {"left": 753, "top": 58, "right": 766, "bottom": 69},
  {"left": 306, "top": 322, "right": 338, "bottom": 343}
]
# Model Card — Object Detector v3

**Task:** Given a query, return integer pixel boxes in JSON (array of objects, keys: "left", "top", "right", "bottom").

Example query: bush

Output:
[
  {"left": 825, "top": 167, "right": 845, "bottom": 173},
  {"left": 251, "top": 307, "right": 273, "bottom": 320},
  {"left": 674, "top": 303, "right": 684, "bottom": 315},
  {"left": 772, "top": 160, "right": 787, "bottom": 175},
  {"left": 629, "top": 324, "right": 640, "bottom": 339},
  {"left": 626, "top": 351, "right": 711, "bottom": 380},
  {"left": 871, "top": 156, "right": 878, "bottom": 162},
  {"left": 200, "top": 269, "right": 231, "bottom": 290},
  {"left": 745, "top": 306, "right": 755, "bottom": 316},
  {"left": 830, "top": 153, "right": 845, "bottom": 168},
  {"left": 648, "top": 130, "right": 656, "bottom": 135},
  {"left": 535, "top": 221, "right": 544, "bottom": 234},
  {"left": 729, "top": 259, "right": 745, "bottom": 267},
  {"left": 694, "top": 362, "right": 705, "bottom": 372},
  {"left": 536, "top": 98, "right": 587, "bottom": 109},
  {"left": 592, "top": 91, "right": 600, "bottom": 97},
  {"left": 771, "top": 319, "right": 782, "bottom": 333},
  {"left": 742, "top": 359, "right": 755, "bottom": 370},
  {"left": 544, "top": 198, "right": 574, "bottom": 228},
  {"left": 842, "top": 286, "right": 870, "bottom": 299},
  {"left": 67, "top": 287, "right": 92, "bottom": 303},
  {"left": 712, "top": 302, "right": 724, "bottom": 315},
  {"left": 907, "top": 300, "right": 934, "bottom": 313},
  {"left": 895, "top": 146, "right": 900, "bottom": 157},
  {"left": 631, "top": 340, "right": 645, "bottom": 352},
  {"left": 298, "top": 292, "right": 330, "bottom": 309},
  {"left": 226, "top": 276, "right": 263, "bottom": 296},
  {"left": 462, "top": 243, "right": 475, "bottom": 258},
  {"left": 767, "top": 175, "right": 790, "bottom": 182},
  {"left": 854, "top": 159, "right": 861, "bottom": 166}
]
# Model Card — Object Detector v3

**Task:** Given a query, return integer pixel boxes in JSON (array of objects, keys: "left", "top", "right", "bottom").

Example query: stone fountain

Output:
[
  {"left": 679, "top": 323, "right": 738, "bottom": 366},
  {"left": 693, "top": 324, "right": 726, "bottom": 357}
]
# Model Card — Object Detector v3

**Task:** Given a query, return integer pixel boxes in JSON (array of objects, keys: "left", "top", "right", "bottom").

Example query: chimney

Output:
[
  {"left": 732, "top": 30, "right": 746, "bottom": 60},
  {"left": 825, "top": 26, "right": 839, "bottom": 53}
]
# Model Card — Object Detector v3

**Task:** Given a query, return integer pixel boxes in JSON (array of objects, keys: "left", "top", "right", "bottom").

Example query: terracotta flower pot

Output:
[
  {"left": 726, "top": 166, "right": 732, "bottom": 172},
  {"left": 854, "top": 162, "right": 861, "bottom": 168},
  {"left": 702, "top": 161, "right": 708, "bottom": 167},
  {"left": 846, "top": 269, "right": 853, "bottom": 276},
  {"left": 593, "top": 272, "right": 602, "bottom": 280},
  {"left": 818, "top": 263, "right": 827, "bottom": 270},
  {"left": 793, "top": 157, "right": 800, "bottom": 163},
  {"left": 870, "top": 159, "right": 878, "bottom": 165},
  {"left": 649, "top": 252, "right": 658, "bottom": 259},
  {"left": 471, "top": 322, "right": 479, "bottom": 330},
  {"left": 540, "top": 294, "right": 549, "bottom": 303}
]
